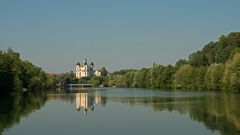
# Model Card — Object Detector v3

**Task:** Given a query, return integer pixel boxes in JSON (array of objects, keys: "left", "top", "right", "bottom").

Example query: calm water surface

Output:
[{"left": 1, "top": 88, "right": 240, "bottom": 135}]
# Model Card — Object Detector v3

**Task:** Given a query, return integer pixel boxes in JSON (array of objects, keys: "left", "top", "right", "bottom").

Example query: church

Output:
[{"left": 75, "top": 59, "right": 100, "bottom": 78}]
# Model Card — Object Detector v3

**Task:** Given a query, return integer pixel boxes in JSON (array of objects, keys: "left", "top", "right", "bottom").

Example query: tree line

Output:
[
  {"left": 1, "top": 32, "right": 240, "bottom": 93},
  {"left": 106, "top": 32, "right": 240, "bottom": 92},
  {"left": 0, "top": 47, "right": 109, "bottom": 94},
  {"left": 0, "top": 48, "right": 48, "bottom": 94}
]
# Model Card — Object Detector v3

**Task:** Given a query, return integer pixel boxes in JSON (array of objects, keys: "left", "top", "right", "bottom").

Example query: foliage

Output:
[
  {"left": 99, "top": 67, "right": 108, "bottom": 77},
  {"left": 1, "top": 32, "right": 240, "bottom": 92},
  {"left": 175, "top": 59, "right": 187, "bottom": 69},
  {"left": 107, "top": 64, "right": 175, "bottom": 89},
  {"left": 189, "top": 32, "right": 240, "bottom": 67},
  {"left": 0, "top": 48, "right": 47, "bottom": 93},
  {"left": 107, "top": 32, "right": 240, "bottom": 92},
  {"left": 204, "top": 64, "right": 224, "bottom": 91},
  {"left": 222, "top": 52, "right": 240, "bottom": 92}
]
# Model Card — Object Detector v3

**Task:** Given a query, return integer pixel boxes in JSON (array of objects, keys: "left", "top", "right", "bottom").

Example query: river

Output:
[{"left": 1, "top": 88, "right": 240, "bottom": 135}]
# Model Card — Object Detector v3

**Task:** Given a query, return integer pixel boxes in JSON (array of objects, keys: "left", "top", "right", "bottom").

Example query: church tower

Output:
[{"left": 76, "top": 62, "right": 81, "bottom": 78}]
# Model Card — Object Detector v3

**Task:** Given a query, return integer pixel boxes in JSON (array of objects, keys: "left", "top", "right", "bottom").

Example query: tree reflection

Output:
[
  {"left": 46, "top": 90, "right": 240, "bottom": 135},
  {"left": 0, "top": 92, "right": 47, "bottom": 135},
  {"left": 113, "top": 93, "right": 240, "bottom": 135},
  {"left": 1, "top": 90, "right": 240, "bottom": 135}
]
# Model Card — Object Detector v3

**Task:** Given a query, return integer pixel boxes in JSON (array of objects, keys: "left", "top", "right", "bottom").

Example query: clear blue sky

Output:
[{"left": 1, "top": 0, "right": 240, "bottom": 72}]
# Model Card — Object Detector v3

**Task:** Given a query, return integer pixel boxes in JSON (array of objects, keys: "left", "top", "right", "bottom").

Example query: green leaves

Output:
[
  {"left": 173, "top": 52, "right": 240, "bottom": 91},
  {"left": 0, "top": 49, "right": 47, "bottom": 93},
  {"left": 222, "top": 53, "right": 240, "bottom": 92},
  {"left": 1, "top": 32, "right": 240, "bottom": 92},
  {"left": 189, "top": 32, "right": 240, "bottom": 67},
  {"left": 107, "top": 65, "right": 174, "bottom": 89},
  {"left": 204, "top": 64, "right": 224, "bottom": 90}
]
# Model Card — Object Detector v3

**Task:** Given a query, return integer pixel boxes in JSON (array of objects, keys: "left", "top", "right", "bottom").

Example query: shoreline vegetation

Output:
[
  {"left": 0, "top": 48, "right": 48, "bottom": 94},
  {"left": 1, "top": 32, "right": 240, "bottom": 94},
  {"left": 106, "top": 32, "right": 240, "bottom": 92}
]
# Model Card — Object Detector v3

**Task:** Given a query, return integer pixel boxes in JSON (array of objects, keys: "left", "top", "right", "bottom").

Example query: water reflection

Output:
[
  {"left": 1, "top": 89, "right": 240, "bottom": 135},
  {"left": 47, "top": 89, "right": 240, "bottom": 135},
  {"left": 106, "top": 91, "right": 240, "bottom": 135},
  {"left": 0, "top": 92, "right": 47, "bottom": 135},
  {"left": 75, "top": 92, "right": 102, "bottom": 115}
]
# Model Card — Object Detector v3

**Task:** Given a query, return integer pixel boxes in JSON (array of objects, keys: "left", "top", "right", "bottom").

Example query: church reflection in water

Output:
[{"left": 75, "top": 92, "right": 101, "bottom": 115}]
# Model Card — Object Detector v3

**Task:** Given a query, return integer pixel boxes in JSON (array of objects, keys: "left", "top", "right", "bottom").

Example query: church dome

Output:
[{"left": 83, "top": 58, "right": 87, "bottom": 65}]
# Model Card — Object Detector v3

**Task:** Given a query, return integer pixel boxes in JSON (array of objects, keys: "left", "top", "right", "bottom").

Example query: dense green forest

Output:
[
  {"left": 106, "top": 32, "right": 240, "bottom": 92},
  {"left": 0, "top": 47, "right": 108, "bottom": 93},
  {"left": 0, "top": 48, "right": 48, "bottom": 93}
]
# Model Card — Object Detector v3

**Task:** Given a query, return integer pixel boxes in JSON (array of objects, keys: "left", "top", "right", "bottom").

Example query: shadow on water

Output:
[
  {"left": 1, "top": 88, "right": 240, "bottom": 135},
  {"left": 0, "top": 92, "right": 47, "bottom": 135}
]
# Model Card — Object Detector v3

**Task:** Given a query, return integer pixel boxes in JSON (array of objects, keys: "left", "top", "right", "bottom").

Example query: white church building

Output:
[{"left": 75, "top": 59, "right": 100, "bottom": 78}]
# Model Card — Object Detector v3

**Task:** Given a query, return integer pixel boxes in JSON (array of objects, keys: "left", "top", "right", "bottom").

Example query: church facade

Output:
[{"left": 75, "top": 59, "right": 100, "bottom": 78}]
